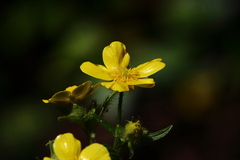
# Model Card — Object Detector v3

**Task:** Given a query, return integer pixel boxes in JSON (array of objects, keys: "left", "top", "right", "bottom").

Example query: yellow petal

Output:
[
  {"left": 48, "top": 91, "right": 72, "bottom": 104},
  {"left": 101, "top": 81, "right": 129, "bottom": 92},
  {"left": 89, "top": 82, "right": 102, "bottom": 94},
  {"left": 65, "top": 85, "right": 77, "bottom": 92},
  {"left": 43, "top": 157, "right": 55, "bottom": 160},
  {"left": 103, "top": 41, "right": 127, "bottom": 70},
  {"left": 136, "top": 83, "right": 155, "bottom": 88},
  {"left": 127, "top": 78, "right": 155, "bottom": 86},
  {"left": 132, "top": 58, "right": 165, "bottom": 77},
  {"left": 54, "top": 133, "right": 81, "bottom": 160},
  {"left": 71, "top": 81, "right": 96, "bottom": 102},
  {"left": 80, "top": 62, "right": 113, "bottom": 80},
  {"left": 71, "top": 81, "right": 92, "bottom": 98},
  {"left": 79, "top": 143, "right": 111, "bottom": 160},
  {"left": 42, "top": 99, "right": 50, "bottom": 103},
  {"left": 120, "top": 53, "right": 130, "bottom": 69}
]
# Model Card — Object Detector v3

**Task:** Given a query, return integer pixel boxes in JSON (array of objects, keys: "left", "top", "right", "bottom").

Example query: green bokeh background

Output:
[{"left": 0, "top": 0, "right": 239, "bottom": 160}]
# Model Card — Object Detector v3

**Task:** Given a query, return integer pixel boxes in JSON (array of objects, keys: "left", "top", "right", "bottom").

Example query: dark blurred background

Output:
[{"left": 0, "top": 0, "right": 240, "bottom": 160}]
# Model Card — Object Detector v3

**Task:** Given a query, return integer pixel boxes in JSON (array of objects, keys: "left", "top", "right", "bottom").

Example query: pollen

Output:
[{"left": 111, "top": 68, "right": 139, "bottom": 82}]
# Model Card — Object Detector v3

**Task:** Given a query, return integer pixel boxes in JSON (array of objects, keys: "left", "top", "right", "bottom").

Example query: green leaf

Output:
[
  {"left": 92, "top": 114, "right": 116, "bottom": 135},
  {"left": 149, "top": 125, "right": 173, "bottom": 141},
  {"left": 133, "top": 125, "right": 173, "bottom": 147}
]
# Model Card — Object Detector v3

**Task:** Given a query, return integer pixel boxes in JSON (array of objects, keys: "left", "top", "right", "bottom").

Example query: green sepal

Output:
[
  {"left": 104, "top": 144, "right": 121, "bottom": 160},
  {"left": 58, "top": 104, "right": 86, "bottom": 126},
  {"left": 46, "top": 140, "right": 58, "bottom": 160},
  {"left": 148, "top": 125, "right": 173, "bottom": 141},
  {"left": 92, "top": 114, "right": 116, "bottom": 135}
]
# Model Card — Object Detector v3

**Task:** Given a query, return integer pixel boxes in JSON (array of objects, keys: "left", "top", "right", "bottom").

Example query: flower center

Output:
[{"left": 111, "top": 68, "right": 139, "bottom": 82}]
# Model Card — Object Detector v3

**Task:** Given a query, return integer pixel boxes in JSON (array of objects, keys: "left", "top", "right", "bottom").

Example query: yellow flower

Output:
[
  {"left": 80, "top": 41, "right": 165, "bottom": 92},
  {"left": 124, "top": 120, "right": 143, "bottom": 140},
  {"left": 42, "top": 81, "right": 100, "bottom": 106},
  {"left": 43, "top": 133, "right": 111, "bottom": 160}
]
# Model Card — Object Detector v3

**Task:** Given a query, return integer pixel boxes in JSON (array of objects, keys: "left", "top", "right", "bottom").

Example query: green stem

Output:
[
  {"left": 84, "top": 128, "right": 95, "bottom": 144},
  {"left": 113, "top": 92, "right": 124, "bottom": 149},
  {"left": 89, "top": 132, "right": 95, "bottom": 144},
  {"left": 117, "top": 92, "right": 124, "bottom": 125},
  {"left": 99, "top": 91, "right": 117, "bottom": 116},
  {"left": 113, "top": 125, "right": 119, "bottom": 149}
]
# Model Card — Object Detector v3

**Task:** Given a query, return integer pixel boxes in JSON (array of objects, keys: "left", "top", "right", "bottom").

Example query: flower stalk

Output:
[{"left": 117, "top": 92, "right": 124, "bottom": 125}]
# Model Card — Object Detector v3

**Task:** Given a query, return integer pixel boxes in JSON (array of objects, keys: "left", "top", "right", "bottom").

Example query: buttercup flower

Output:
[
  {"left": 43, "top": 133, "right": 111, "bottom": 160},
  {"left": 80, "top": 41, "right": 165, "bottom": 92},
  {"left": 42, "top": 81, "right": 100, "bottom": 106}
]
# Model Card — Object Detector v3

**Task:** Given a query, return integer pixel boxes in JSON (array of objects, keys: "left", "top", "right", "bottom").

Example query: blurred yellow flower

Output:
[
  {"left": 124, "top": 120, "right": 143, "bottom": 140},
  {"left": 80, "top": 41, "right": 165, "bottom": 92},
  {"left": 42, "top": 81, "right": 100, "bottom": 106},
  {"left": 43, "top": 133, "right": 111, "bottom": 160}
]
